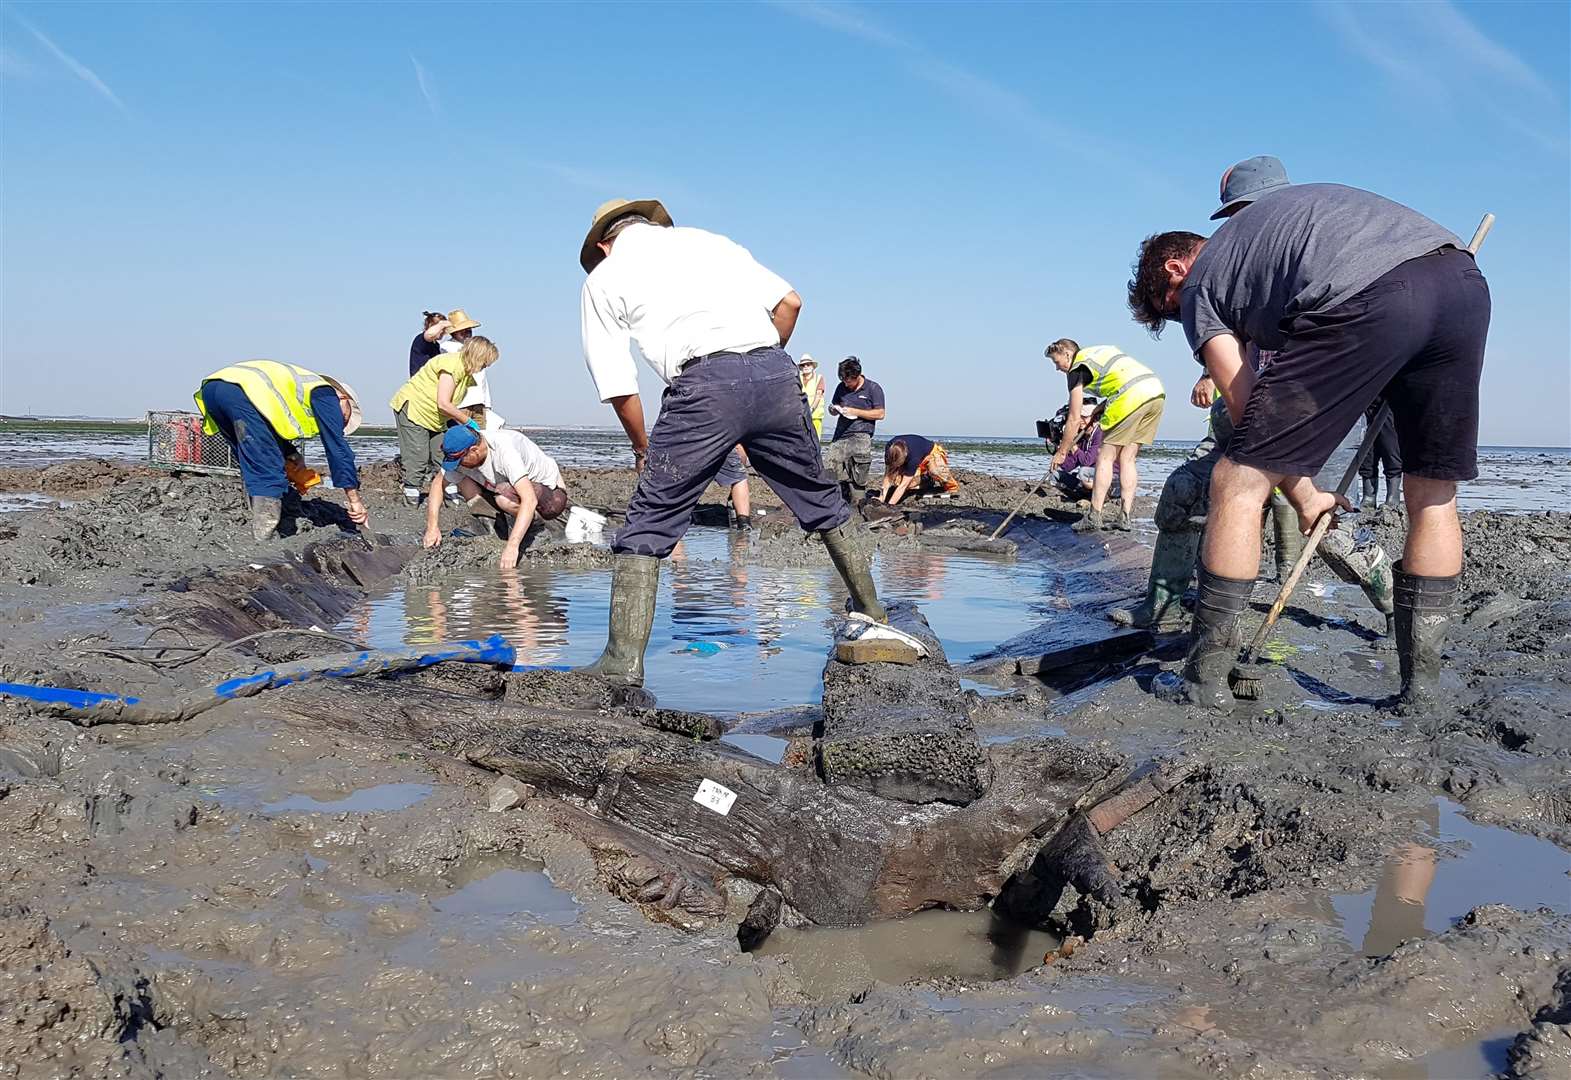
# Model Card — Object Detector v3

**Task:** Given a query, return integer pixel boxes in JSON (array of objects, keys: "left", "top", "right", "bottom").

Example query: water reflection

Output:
[{"left": 338, "top": 527, "right": 1057, "bottom": 713}]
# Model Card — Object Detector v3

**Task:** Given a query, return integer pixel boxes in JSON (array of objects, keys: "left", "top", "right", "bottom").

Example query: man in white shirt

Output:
[
  {"left": 575, "top": 197, "right": 889, "bottom": 689},
  {"left": 441, "top": 425, "right": 569, "bottom": 570}
]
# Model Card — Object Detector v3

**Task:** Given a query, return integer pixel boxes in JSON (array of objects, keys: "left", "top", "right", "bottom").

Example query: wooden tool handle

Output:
[
  {"left": 990, "top": 466, "right": 1058, "bottom": 541},
  {"left": 1240, "top": 401, "right": 1391, "bottom": 660},
  {"left": 1466, "top": 212, "right": 1495, "bottom": 255}
]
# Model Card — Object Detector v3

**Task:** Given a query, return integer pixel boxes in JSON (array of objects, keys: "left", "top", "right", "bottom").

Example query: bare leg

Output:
[
  {"left": 730, "top": 479, "right": 752, "bottom": 517},
  {"left": 1201, "top": 457, "right": 1278, "bottom": 578},
  {"left": 1402, "top": 475, "right": 1461, "bottom": 576},
  {"left": 1089, "top": 441, "right": 1118, "bottom": 514},
  {"left": 1118, "top": 444, "right": 1140, "bottom": 514}
]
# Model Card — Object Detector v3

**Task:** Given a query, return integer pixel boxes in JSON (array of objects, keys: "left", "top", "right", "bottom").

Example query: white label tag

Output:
[{"left": 693, "top": 778, "right": 737, "bottom": 816}]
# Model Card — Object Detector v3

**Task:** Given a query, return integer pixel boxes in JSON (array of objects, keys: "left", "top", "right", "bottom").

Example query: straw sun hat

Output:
[
  {"left": 580, "top": 198, "right": 672, "bottom": 273},
  {"left": 446, "top": 309, "right": 480, "bottom": 333}
]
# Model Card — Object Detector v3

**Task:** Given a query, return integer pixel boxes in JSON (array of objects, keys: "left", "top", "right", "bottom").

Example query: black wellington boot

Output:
[
  {"left": 1168, "top": 566, "right": 1254, "bottom": 712},
  {"left": 1393, "top": 560, "right": 1458, "bottom": 715}
]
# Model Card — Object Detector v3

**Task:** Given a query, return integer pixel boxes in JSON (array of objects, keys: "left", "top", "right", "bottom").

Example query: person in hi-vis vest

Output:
[
  {"left": 195, "top": 360, "right": 369, "bottom": 541},
  {"left": 1045, "top": 340, "right": 1166, "bottom": 532}
]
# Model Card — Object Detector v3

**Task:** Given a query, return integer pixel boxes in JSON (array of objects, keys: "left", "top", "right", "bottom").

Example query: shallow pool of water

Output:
[
  {"left": 341, "top": 527, "right": 1063, "bottom": 713},
  {"left": 1334, "top": 800, "right": 1571, "bottom": 957},
  {"left": 755, "top": 907, "right": 1060, "bottom": 1001},
  {"left": 262, "top": 782, "right": 434, "bottom": 815}
]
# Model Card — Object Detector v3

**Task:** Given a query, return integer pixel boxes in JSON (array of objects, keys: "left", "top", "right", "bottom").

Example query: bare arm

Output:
[
  {"left": 499, "top": 484, "right": 538, "bottom": 569},
  {"left": 422, "top": 320, "right": 450, "bottom": 343},
  {"left": 609, "top": 393, "right": 649, "bottom": 469},
  {"left": 423, "top": 472, "right": 445, "bottom": 547},
  {"left": 436, "top": 372, "right": 470, "bottom": 427},
  {"left": 1200, "top": 334, "right": 1253, "bottom": 425},
  {"left": 887, "top": 473, "right": 916, "bottom": 506},
  {"left": 771, "top": 291, "right": 802, "bottom": 347},
  {"left": 1051, "top": 384, "right": 1085, "bottom": 464},
  {"left": 839, "top": 405, "right": 886, "bottom": 420}
]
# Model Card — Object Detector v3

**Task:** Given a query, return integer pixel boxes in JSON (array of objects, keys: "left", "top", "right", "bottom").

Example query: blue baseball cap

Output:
[
  {"left": 441, "top": 424, "right": 481, "bottom": 470},
  {"left": 1212, "top": 155, "right": 1289, "bottom": 220}
]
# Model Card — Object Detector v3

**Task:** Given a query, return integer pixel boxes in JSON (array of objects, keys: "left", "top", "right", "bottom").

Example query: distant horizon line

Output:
[{"left": 2, "top": 414, "right": 1567, "bottom": 451}]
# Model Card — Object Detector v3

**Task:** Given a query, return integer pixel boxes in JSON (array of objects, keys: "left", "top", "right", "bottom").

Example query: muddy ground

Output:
[{"left": 0, "top": 458, "right": 1567, "bottom": 1079}]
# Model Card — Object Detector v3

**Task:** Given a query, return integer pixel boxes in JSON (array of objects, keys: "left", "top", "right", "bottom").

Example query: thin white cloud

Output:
[
  {"left": 411, "top": 55, "right": 440, "bottom": 117},
  {"left": 9, "top": 12, "right": 127, "bottom": 113},
  {"left": 1424, "top": 0, "right": 1555, "bottom": 103},
  {"left": 1318, "top": 0, "right": 1565, "bottom": 156},
  {"left": 1319, "top": 1, "right": 1559, "bottom": 106},
  {"left": 769, "top": 0, "right": 1134, "bottom": 172}
]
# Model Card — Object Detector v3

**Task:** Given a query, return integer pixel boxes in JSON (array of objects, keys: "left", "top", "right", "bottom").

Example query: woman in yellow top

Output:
[
  {"left": 390, "top": 336, "right": 499, "bottom": 543},
  {"left": 799, "top": 354, "right": 826, "bottom": 438}
]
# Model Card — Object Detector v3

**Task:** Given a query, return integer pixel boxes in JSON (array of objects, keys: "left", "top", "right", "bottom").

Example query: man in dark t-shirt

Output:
[
  {"left": 823, "top": 356, "right": 885, "bottom": 505},
  {"left": 1126, "top": 157, "right": 1489, "bottom": 714}
]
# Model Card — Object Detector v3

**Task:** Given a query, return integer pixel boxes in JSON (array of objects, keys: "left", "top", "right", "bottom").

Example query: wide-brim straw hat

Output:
[
  {"left": 321, "top": 375, "right": 363, "bottom": 435},
  {"left": 580, "top": 198, "right": 672, "bottom": 273},
  {"left": 446, "top": 309, "right": 480, "bottom": 334}
]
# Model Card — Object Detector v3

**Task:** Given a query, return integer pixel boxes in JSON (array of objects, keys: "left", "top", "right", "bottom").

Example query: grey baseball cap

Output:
[{"left": 1211, "top": 155, "right": 1290, "bottom": 220}]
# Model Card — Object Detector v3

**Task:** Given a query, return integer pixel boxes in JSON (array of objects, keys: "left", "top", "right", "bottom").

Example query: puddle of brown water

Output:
[
  {"left": 433, "top": 862, "right": 580, "bottom": 926},
  {"left": 755, "top": 907, "right": 1059, "bottom": 1001},
  {"left": 1334, "top": 800, "right": 1571, "bottom": 958}
]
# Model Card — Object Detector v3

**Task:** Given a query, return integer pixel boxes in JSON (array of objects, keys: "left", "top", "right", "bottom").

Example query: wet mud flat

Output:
[{"left": 0, "top": 462, "right": 1568, "bottom": 1079}]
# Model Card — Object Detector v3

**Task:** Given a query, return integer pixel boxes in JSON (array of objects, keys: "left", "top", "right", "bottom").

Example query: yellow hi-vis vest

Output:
[
  {"left": 1072, "top": 346, "right": 1165, "bottom": 429},
  {"left": 195, "top": 360, "right": 331, "bottom": 440}
]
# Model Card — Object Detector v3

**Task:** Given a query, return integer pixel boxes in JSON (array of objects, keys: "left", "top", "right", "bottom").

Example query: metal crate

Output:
[{"left": 147, "top": 410, "right": 241, "bottom": 476}]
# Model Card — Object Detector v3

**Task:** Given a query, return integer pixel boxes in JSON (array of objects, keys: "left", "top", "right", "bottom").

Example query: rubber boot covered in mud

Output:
[
  {"left": 576, "top": 553, "right": 659, "bottom": 687},
  {"left": 250, "top": 496, "right": 282, "bottom": 541},
  {"left": 1320, "top": 525, "right": 1396, "bottom": 637},
  {"left": 1393, "top": 560, "right": 1458, "bottom": 714},
  {"left": 821, "top": 522, "right": 887, "bottom": 623},
  {"left": 1110, "top": 527, "right": 1198, "bottom": 631},
  {"left": 1386, "top": 474, "right": 1403, "bottom": 509},
  {"left": 1360, "top": 476, "right": 1379, "bottom": 511},
  {"left": 1270, "top": 494, "right": 1305, "bottom": 582},
  {"left": 1164, "top": 566, "right": 1253, "bottom": 711},
  {"left": 1072, "top": 507, "right": 1105, "bottom": 533},
  {"left": 1108, "top": 502, "right": 1133, "bottom": 532}
]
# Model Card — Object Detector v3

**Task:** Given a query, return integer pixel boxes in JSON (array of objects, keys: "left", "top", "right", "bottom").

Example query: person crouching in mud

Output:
[
  {"left": 389, "top": 335, "right": 500, "bottom": 539},
  {"left": 1127, "top": 154, "right": 1489, "bottom": 712},
  {"left": 194, "top": 361, "right": 369, "bottom": 541},
  {"left": 575, "top": 197, "right": 897, "bottom": 691},
  {"left": 1042, "top": 400, "right": 1110, "bottom": 501},
  {"left": 879, "top": 435, "right": 960, "bottom": 506},
  {"left": 439, "top": 424, "right": 569, "bottom": 569},
  {"left": 1109, "top": 356, "right": 1396, "bottom": 637}
]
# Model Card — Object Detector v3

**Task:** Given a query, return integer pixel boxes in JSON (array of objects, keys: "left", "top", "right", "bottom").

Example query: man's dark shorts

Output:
[
  {"left": 714, "top": 450, "right": 746, "bottom": 489},
  {"left": 1229, "top": 248, "right": 1490, "bottom": 481}
]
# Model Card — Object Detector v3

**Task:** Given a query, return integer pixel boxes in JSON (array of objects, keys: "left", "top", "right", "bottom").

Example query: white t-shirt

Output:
[
  {"left": 458, "top": 429, "right": 563, "bottom": 493},
  {"left": 579, "top": 223, "right": 793, "bottom": 401}
]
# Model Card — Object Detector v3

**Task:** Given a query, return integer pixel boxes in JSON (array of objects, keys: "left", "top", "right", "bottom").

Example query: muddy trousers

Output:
[
  {"left": 613, "top": 347, "right": 848, "bottom": 557},
  {"left": 196, "top": 379, "right": 298, "bottom": 499}
]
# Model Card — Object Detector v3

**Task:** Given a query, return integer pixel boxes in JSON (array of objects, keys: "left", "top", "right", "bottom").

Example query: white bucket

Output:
[{"left": 564, "top": 506, "right": 607, "bottom": 544}]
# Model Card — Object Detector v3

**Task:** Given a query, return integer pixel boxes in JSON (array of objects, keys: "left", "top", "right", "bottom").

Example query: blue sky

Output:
[{"left": 3, "top": 1, "right": 1567, "bottom": 445}]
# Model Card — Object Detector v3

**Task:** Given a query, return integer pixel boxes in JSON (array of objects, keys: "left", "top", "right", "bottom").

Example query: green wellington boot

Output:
[
  {"left": 1270, "top": 496, "right": 1306, "bottom": 582},
  {"left": 577, "top": 553, "right": 660, "bottom": 687},
  {"left": 1360, "top": 477, "right": 1379, "bottom": 511},
  {"left": 822, "top": 522, "right": 887, "bottom": 623},
  {"left": 1110, "top": 528, "right": 1200, "bottom": 631},
  {"left": 1393, "top": 560, "right": 1458, "bottom": 715}
]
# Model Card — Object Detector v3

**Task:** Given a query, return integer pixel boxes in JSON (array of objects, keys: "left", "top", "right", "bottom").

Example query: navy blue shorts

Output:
[
  {"left": 714, "top": 450, "right": 746, "bottom": 488},
  {"left": 1229, "top": 248, "right": 1490, "bottom": 480},
  {"left": 614, "top": 348, "right": 847, "bottom": 557}
]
